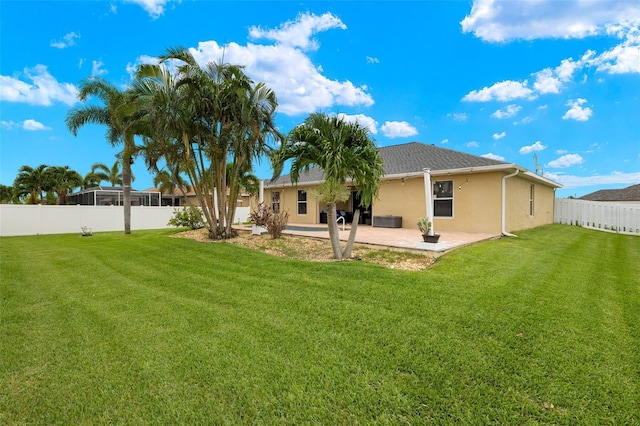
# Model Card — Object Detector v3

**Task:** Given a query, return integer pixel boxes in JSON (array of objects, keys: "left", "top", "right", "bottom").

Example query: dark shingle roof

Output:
[
  {"left": 268, "top": 142, "right": 508, "bottom": 186},
  {"left": 579, "top": 183, "right": 640, "bottom": 202}
]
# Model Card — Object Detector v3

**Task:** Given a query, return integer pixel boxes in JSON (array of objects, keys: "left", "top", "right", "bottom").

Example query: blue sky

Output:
[{"left": 1, "top": 0, "right": 639, "bottom": 198}]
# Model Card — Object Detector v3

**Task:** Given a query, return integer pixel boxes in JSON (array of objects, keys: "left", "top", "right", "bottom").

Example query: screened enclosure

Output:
[{"left": 67, "top": 187, "right": 161, "bottom": 206}]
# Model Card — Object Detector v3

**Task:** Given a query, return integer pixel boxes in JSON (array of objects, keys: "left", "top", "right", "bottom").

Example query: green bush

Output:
[{"left": 167, "top": 205, "right": 205, "bottom": 230}]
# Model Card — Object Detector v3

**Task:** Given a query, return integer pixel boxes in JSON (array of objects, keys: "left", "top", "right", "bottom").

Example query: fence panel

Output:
[{"left": 554, "top": 199, "right": 640, "bottom": 235}]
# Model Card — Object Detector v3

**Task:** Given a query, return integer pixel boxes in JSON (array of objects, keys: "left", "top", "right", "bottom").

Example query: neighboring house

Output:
[
  {"left": 578, "top": 183, "right": 640, "bottom": 203},
  {"left": 67, "top": 186, "right": 161, "bottom": 206},
  {"left": 263, "top": 142, "right": 562, "bottom": 234},
  {"left": 146, "top": 186, "right": 256, "bottom": 208},
  {"left": 69, "top": 185, "right": 255, "bottom": 209}
]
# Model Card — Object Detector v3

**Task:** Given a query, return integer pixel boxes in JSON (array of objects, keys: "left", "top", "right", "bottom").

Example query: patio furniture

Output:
[
  {"left": 373, "top": 215, "right": 402, "bottom": 228},
  {"left": 81, "top": 226, "right": 93, "bottom": 236}
]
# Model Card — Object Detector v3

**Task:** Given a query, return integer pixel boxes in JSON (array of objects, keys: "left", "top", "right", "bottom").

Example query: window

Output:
[
  {"left": 271, "top": 191, "right": 280, "bottom": 213},
  {"left": 297, "top": 190, "right": 307, "bottom": 215},
  {"left": 529, "top": 184, "right": 535, "bottom": 216},
  {"left": 433, "top": 180, "right": 453, "bottom": 217}
]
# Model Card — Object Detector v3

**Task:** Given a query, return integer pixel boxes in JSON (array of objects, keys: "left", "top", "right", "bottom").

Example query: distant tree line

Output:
[{"left": 0, "top": 161, "right": 130, "bottom": 205}]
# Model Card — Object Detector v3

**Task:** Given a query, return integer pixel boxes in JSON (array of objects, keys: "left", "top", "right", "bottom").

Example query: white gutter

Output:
[{"left": 502, "top": 169, "right": 519, "bottom": 237}]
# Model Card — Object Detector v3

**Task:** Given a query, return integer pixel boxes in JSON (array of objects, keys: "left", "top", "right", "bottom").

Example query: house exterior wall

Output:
[
  {"left": 264, "top": 185, "right": 319, "bottom": 224},
  {"left": 374, "top": 172, "right": 504, "bottom": 233},
  {"left": 375, "top": 177, "right": 425, "bottom": 229},
  {"left": 505, "top": 175, "right": 555, "bottom": 232},
  {"left": 264, "top": 170, "right": 556, "bottom": 234}
]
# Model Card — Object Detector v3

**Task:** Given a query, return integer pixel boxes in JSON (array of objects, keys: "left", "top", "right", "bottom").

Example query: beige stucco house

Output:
[{"left": 262, "top": 142, "right": 562, "bottom": 235}]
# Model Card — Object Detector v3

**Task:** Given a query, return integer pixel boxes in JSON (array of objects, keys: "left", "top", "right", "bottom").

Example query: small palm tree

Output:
[
  {"left": 46, "top": 166, "right": 83, "bottom": 204},
  {"left": 153, "top": 169, "right": 187, "bottom": 205},
  {"left": 14, "top": 164, "right": 49, "bottom": 204},
  {"left": 272, "top": 113, "right": 384, "bottom": 260},
  {"left": 0, "top": 184, "right": 19, "bottom": 204},
  {"left": 83, "top": 162, "right": 111, "bottom": 188}
]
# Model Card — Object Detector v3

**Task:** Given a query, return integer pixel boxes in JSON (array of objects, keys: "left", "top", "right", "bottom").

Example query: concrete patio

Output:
[{"left": 239, "top": 223, "right": 500, "bottom": 254}]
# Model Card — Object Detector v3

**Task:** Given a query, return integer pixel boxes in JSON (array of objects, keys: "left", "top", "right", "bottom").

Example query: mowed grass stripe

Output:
[{"left": 1, "top": 225, "right": 638, "bottom": 424}]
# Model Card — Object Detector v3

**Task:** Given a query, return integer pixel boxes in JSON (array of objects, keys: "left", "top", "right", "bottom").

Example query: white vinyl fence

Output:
[
  {"left": 554, "top": 199, "right": 640, "bottom": 236},
  {"left": 0, "top": 205, "right": 250, "bottom": 237}
]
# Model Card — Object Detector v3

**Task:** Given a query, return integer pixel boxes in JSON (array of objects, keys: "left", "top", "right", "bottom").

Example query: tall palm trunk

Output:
[
  {"left": 342, "top": 209, "right": 361, "bottom": 259},
  {"left": 326, "top": 202, "right": 343, "bottom": 260},
  {"left": 123, "top": 133, "right": 135, "bottom": 235}
]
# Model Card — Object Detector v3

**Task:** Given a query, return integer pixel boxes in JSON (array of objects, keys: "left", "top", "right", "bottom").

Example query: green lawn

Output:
[{"left": 1, "top": 225, "right": 639, "bottom": 424}]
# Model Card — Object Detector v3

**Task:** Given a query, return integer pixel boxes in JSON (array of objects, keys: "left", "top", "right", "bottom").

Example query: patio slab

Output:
[{"left": 238, "top": 223, "right": 500, "bottom": 254}]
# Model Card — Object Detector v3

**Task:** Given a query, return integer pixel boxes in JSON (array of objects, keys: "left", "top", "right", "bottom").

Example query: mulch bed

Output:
[{"left": 172, "top": 228, "right": 436, "bottom": 271}]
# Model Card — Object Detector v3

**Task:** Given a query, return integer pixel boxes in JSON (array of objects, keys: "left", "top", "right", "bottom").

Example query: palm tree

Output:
[
  {"left": 83, "top": 162, "right": 111, "bottom": 188},
  {"left": 0, "top": 184, "right": 19, "bottom": 204},
  {"left": 272, "top": 113, "right": 384, "bottom": 260},
  {"left": 130, "top": 47, "right": 282, "bottom": 239},
  {"left": 46, "top": 165, "right": 83, "bottom": 204},
  {"left": 152, "top": 169, "right": 187, "bottom": 206},
  {"left": 66, "top": 79, "right": 144, "bottom": 234},
  {"left": 14, "top": 164, "right": 50, "bottom": 204},
  {"left": 227, "top": 163, "right": 260, "bottom": 198}
]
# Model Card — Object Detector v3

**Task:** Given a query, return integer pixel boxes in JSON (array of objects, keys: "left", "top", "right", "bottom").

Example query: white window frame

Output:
[
  {"left": 271, "top": 191, "right": 280, "bottom": 213},
  {"left": 529, "top": 184, "right": 535, "bottom": 216},
  {"left": 433, "top": 180, "right": 454, "bottom": 218},
  {"left": 297, "top": 189, "right": 307, "bottom": 215}
]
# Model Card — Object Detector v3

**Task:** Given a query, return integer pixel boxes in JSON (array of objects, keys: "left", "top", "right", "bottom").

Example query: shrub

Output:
[
  {"left": 249, "top": 202, "right": 270, "bottom": 227},
  {"left": 250, "top": 203, "right": 289, "bottom": 239},
  {"left": 168, "top": 205, "right": 205, "bottom": 230},
  {"left": 266, "top": 210, "right": 289, "bottom": 239}
]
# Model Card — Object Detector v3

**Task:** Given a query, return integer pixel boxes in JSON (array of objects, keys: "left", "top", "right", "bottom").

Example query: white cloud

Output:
[
  {"left": 492, "top": 131, "right": 506, "bottom": 140},
  {"left": 519, "top": 140, "right": 547, "bottom": 154},
  {"left": 556, "top": 149, "right": 568, "bottom": 154},
  {"left": 544, "top": 171, "right": 640, "bottom": 188},
  {"left": 0, "top": 65, "right": 77, "bottom": 106},
  {"left": 563, "top": 98, "right": 593, "bottom": 121},
  {"left": 593, "top": 36, "right": 640, "bottom": 74},
  {"left": 125, "top": 55, "right": 158, "bottom": 75},
  {"left": 463, "top": 80, "right": 535, "bottom": 102},
  {"left": 1, "top": 120, "right": 18, "bottom": 129},
  {"left": 1, "top": 119, "right": 51, "bottom": 130},
  {"left": 460, "top": 2, "right": 640, "bottom": 109},
  {"left": 249, "top": 12, "right": 346, "bottom": 51},
  {"left": 514, "top": 116, "right": 534, "bottom": 125},
  {"left": 336, "top": 113, "right": 378, "bottom": 134},
  {"left": 533, "top": 68, "right": 561, "bottom": 94},
  {"left": 555, "top": 58, "right": 580, "bottom": 81},
  {"left": 547, "top": 153, "right": 584, "bottom": 168},
  {"left": 537, "top": 104, "right": 548, "bottom": 110},
  {"left": 461, "top": 0, "right": 640, "bottom": 42},
  {"left": 125, "top": 0, "right": 171, "bottom": 18},
  {"left": 91, "top": 60, "right": 108, "bottom": 77},
  {"left": 22, "top": 119, "right": 51, "bottom": 131},
  {"left": 466, "top": 141, "right": 479, "bottom": 148},
  {"left": 481, "top": 152, "right": 505, "bottom": 161},
  {"left": 448, "top": 112, "right": 468, "bottom": 121},
  {"left": 440, "top": 138, "right": 449, "bottom": 144},
  {"left": 491, "top": 104, "right": 521, "bottom": 119},
  {"left": 366, "top": 56, "right": 380, "bottom": 64},
  {"left": 167, "top": 13, "right": 373, "bottom": 116},
  {"left": 380, "top": 121, "right": 418, "bottom": 138},
  {"left": 50, "top": 31, "right": 80, "bottom": 49}
]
